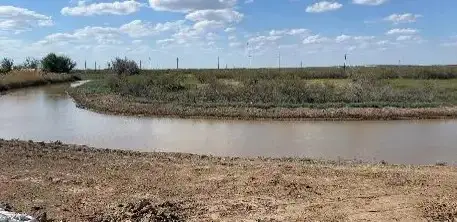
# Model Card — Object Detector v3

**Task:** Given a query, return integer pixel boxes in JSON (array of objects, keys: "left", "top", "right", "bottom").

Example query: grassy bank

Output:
[
  {"left": 69, "top": 68, "right": 457, "bottom": 120},
  {"left": 1, "top": 139, "right": 457, "bottom": 221},
  {"left": 0, "top": 70, "right": 80, "bottom": 92}
]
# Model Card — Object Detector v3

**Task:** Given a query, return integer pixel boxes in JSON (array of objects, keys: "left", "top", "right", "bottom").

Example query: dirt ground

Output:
[{"left": 1, "top": 139, "right": 457, "bottom": 221}]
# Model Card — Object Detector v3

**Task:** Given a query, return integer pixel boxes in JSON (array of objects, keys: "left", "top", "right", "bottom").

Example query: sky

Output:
[{"left": 0, "top": 0, "right": 456, "bottom": 69}]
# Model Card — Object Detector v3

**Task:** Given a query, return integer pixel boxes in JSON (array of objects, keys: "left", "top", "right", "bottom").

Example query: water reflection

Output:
[{"left": 1, "top": 82, "right": 457, "bottom": 165}]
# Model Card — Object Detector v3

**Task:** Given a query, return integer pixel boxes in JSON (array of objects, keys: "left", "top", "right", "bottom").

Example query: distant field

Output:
[{"left": 76, "top": 65, "right": 457, "bottom": 80}]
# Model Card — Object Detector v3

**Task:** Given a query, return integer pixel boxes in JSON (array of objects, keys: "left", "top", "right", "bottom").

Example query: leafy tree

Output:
[
  {"left": 41, "top": 53, "right": 76, "bottom": 73},
  {"left": 0, "top": 58, "right": 14, "bottom": 73}
]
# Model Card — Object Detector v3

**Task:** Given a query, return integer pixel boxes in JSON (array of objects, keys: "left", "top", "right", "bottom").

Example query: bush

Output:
[
  {"left": 41, "top": 53, "right": 76, "bottom": 73},
  {"left": 111, "top": 57, "right": 140, "bottom": 76},
  {"left": 1, "top": 58, "right": 14, "bottom": 73}
]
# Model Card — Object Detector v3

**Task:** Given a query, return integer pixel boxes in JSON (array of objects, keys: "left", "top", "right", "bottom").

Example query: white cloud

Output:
[
  {"left": 38, "top": 19, "right": 188, "bottom": 46},
  {"left": 353, "top": 36, "right": 375, "bottom": 41},
  {"left": 61, "top": 0, "right": 142, "bottom": 16},
  {"left": 335, "top": 34, "right": 351, "bottom": 42},
  {"left": 303, "top": 35, "right": 329, "bottom": 44},
  {"left": 39, "top": 26, "right": 122, "bottom": 45},
  {"left": 335, "top": 34, "right": 375, "bottom": 43},
  {"left": 306, "top": 1, "right": 342, "bottom": 13},
  {"left": 132, "top": 39, "right": 142, "bottom": 44},
  {"left": 0, "top": 6, "right": 53, "bottom": 33},
  {"left": 288, "top": 29, "right": 308, "bottom": 36},
  {"left": 149, "top": 0, "right": 237, "bottom": 12},
  {"left": 384, "top": 13, "right": 422, "bottom": 24},
  {"left": 193, "top": 20, "right": 225, "bottom": 31},
  {"left": 352, "top": 0, "right": 388, "bottom": 6},
  {"left": 228, "top": 35, "right": 237, "bottom": 41},
  {"left": 441, "top": 42, "right": 457, "bottom": 47},
  {"left": 269, "top": 28, "right": 308, "bottom": 37},
  {"left": 386, "top": 28, "right": 418, "bottom": 35},
  {"left": 185, "top": 9, "right": 243, "bottom": 23},
  {"left": 229, "top": 42, "right": 242, "bottom": 47},
  {"left": 224, "top": 27, "right": 236, "bottom": 32},
  {"left": 395, "top": 35, "right": 423, "bottom": 43},
  {"left": 396, "top": 35, "right": 412, "bottom": 41},
  {"left": 120, "top": 20, "right": 185, "bottom": 37},
  {"left": 376, "top": 40, "right": 390, "bottom": 45},
  {"left": 156, "top": 38, "right": 175, "bottom": 47},
  {"left": 245, "top": 0, "right": 254, "bottom": 3},
  {"left": 249, "top": 35, "right": 282, "bottom": 43}
]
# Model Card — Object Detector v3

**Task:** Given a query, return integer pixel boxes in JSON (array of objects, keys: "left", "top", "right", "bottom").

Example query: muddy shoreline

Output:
[
  {"left": 69, "top": 88, "right": 457, "bottom": 121},
  {"left": 1, "top": 139, "right": 457, "bottom": 221}
]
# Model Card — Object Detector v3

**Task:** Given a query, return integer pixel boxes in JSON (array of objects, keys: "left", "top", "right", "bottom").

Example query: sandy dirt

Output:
[{"left": 1, "top": 139, "right": 457, "bottom": 221}]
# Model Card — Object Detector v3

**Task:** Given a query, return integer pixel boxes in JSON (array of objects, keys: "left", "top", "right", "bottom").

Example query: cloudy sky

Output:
[{"left": 0, "top": 0, "right": 456, "bottom": 68}]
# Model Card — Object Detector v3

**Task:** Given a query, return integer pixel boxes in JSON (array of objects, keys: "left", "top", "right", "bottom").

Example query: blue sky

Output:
[{"left": 0, "top": 0, "right": 456, "bottom": 69}]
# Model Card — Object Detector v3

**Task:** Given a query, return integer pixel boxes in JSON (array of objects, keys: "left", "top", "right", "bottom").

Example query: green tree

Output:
[{"left": 41, "top": 53, "right": 76, "bottom": 73}]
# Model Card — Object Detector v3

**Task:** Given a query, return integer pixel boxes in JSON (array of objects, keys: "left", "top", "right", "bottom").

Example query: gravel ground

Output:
[{"left": 1, "top": 139, "right": 457, "bottom": 221}]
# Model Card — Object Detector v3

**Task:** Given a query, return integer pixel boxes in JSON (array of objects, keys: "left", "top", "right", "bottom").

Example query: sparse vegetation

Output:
[
  {"left": 41, "top": 53, "right": 76, "bottom": 73},
  {"left": 22, "top": 57, "right": 40, "bottom": 70}
]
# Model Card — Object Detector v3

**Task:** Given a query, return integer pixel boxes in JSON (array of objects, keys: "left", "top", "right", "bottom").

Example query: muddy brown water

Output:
[{"left": 1, "top": 81, "right": 457, "bottom": 165}]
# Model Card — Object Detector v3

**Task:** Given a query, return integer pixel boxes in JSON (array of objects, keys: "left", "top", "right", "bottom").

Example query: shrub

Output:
[
  {"left": 41, "top": 53, "right": 76, "bottom": 73},
  {"left": 111, "top": 57, "right": 140, "bottom": 76},
  {"left": 1, "top": 58, "right": 14, "bottom": 73}
]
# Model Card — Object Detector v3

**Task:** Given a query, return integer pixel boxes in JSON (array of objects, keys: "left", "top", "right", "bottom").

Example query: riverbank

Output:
[
  {"left": 70, "top": 83, "right": 457, "bottom": 120},
  {"left": 1, "top": 139, "right": 457, "bottom": 221},
  {"left": 68, "top": 71, "right": 457, "bottom": 120},
  {"left": 0, "top": 71, "right": 80, "bottom": 93}
]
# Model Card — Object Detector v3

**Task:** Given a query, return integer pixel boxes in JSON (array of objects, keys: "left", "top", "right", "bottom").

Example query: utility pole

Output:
[
  {"left": 84, "top": 60, "right": 87, "bottom": 72},
  {"left": 217, "top": 56, "right": 220, "bottom": 70},
  {"left": 278, "top": 51, "right": 281, "bottom": 72},
  {"left": 344, "top": 54, "right": 347, "bottom": 72},
  {"left": 176, "top": 57, "right": 179, "bottom": 69},
  {"left": 94, "top": 61, "right": 97, "bottom": 71},
  {"left": 140, "top": 60, "right": 142, "bottom": 70},
  {"left": 300, "top": 61, "right": 303, "bottom": 68}
]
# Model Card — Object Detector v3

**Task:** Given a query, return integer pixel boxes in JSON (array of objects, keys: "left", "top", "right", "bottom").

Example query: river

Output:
[{"left": 1, "top": 81, "right": 456, "bottom": 165}]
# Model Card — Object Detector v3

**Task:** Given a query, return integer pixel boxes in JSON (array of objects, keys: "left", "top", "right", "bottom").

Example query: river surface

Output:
[{"left": 1, "top": 81, "right": 457, "bottom": 165}]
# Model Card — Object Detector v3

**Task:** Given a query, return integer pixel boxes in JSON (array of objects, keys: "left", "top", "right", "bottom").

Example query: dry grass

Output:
[
  {"left": 0, "top": 70, "right": 79, "bottom": 92},
  {"left": 2, "top": 139, "right": 457, "bottom": 221}
]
